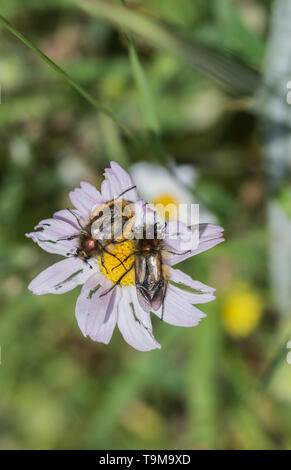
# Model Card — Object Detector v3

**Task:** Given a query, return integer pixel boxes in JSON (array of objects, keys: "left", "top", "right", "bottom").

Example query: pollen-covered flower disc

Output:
[
  {"left": 27, "top": 161, "right": 225, "bottom": 351},
  {"left": 98, "top": 240, "right": 135, "bottom": 286}
]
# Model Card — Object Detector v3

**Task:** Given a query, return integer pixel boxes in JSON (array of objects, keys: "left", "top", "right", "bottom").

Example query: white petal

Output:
[
  {"left": 127, "top": 286, "right": 161, "bottom": 333},
  {"left": 26, "top": 217, "right": 80, "bottom": 256},
  {"left": 153, "top": 283, "right": 207, "bottom": 327},
  {"left": 117, "top": 287, "right": 161, "bottom": 351},
  {"left": 169, "top": 267, "right": 215, "bottom": 296},
  {"left": 70, "top": 182, "right": 103, "bottom": 218},
  {"left": 166, "top": 223, "right": 224, "bottom": 266},
  {"left": 80, "top": 181, "right": 102, "bottom": 201},
  {"left": 105, "top": 162, "right": 138, "bottom": 201},
  {"left": 104, "top": 168, "right": 122, "bottom": 198},
  {"left": 29, "top": 257, "right": 92, "bottom": 295},
  {"left": 53, "top": 209, "right": 87, "bottom": 229},
  {"left": 173, "top": 163, "right": 197, "bottom": 188},
  {"left": 75, "top": 272, "right": 117, "bottom": 344},
  {"left": 91, "top": 295, "right": 118, "bottom": 344},
  {"left": 100, "top": 178, "right": 113, "bottom": 202}
]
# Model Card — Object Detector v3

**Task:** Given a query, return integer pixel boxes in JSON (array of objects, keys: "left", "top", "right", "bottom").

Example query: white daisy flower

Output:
[
  {"left": 27, "top": 162, "right": 224, "bottom": 351},
  {"left": 130, "top": 160, "right": 216, "bottom": 225}
]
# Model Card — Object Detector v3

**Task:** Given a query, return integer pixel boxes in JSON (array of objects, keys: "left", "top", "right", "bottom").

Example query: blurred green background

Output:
[{"left": 1, "top": 0, "right": 291, "bottom": 450}]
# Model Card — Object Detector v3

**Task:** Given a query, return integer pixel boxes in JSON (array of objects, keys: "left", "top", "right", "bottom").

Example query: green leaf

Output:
[{"left": 128, "top": 41, "right": 159, "bottom": 135}]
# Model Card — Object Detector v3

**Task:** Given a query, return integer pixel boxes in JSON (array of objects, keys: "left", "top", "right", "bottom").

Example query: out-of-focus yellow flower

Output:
[{"left": 221, "top": 284, "right": 263, "bottom": 338}]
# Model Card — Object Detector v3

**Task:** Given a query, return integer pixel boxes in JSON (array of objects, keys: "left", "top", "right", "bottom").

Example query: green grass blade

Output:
[
  {"left": 99, "top": 114, "right": 129, "bottom": 167},
  {"left": 127, "top": 41, "right": 167, "bottom": 163},
  {"left": 260, "top": 336, "right": 291, "bottom": 392},
  {"left": 118, "top": 1, "right": 166, "bottom": 163},
  {"left": 127, "top": 40, "right": 160, "bottom": 135},
  {"left": 0, "top": 13, "right": 134, "bottom": 141}
]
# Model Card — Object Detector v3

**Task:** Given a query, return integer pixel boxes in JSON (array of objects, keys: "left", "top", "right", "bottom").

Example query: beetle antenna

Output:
[
  {"left": 116, "top": 185, "right": 136, "bottom": 199},
  {"left": 66, "top": 208, "right": 84, "bottom": 230}
]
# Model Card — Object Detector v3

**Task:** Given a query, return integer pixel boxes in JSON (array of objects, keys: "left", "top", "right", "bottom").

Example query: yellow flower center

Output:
[
  {"left": 152, "top": 193, "right": 179, "bottom": 221},
  {"left": 98, "top": 240, "right": 135, "bottom": 286}
]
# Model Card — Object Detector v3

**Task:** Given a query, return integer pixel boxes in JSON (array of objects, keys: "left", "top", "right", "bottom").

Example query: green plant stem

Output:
[{"left": 260, "top": 337, "right": 291, "bottom": 392}]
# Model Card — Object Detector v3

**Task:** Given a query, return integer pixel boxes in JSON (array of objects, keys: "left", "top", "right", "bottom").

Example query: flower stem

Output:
[{"left": 260, "top": 337, "right": 290, "bottom": 392}]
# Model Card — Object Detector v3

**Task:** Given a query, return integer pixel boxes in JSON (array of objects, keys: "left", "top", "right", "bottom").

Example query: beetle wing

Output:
[
  {"left": 136, "top": 287, "right": 152, "bottom": 313},
  {"left": 151, "top": 282, "right": 167, "bottom": 311},
  {"left": 135, "top": 254, "right": 151, "bottom": 312},
  {"left": 135, "top": 252, "right": 167, "bottom": 312}
]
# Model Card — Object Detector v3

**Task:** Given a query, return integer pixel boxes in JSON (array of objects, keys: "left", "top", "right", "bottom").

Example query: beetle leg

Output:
[
  {"left": 163, "top": 248, "right": 191, "bottom": 256},
  {"left": 110, "top": 238, "right": 131, "bottom": 245},
  {"left": 161, "top": 301, "right": 165, "bottom": 321},
  {"left": 111, "top": 251, "right": 138, "bottom": 271},
  {"left": 57, "top": 234, "right": 79, "bottom": 242},
  {"left": 100, "top": 253, "right": 108, "bottom": 274},
  {"left": 103, "top": 247, "right": 126, "bottom": 269},
  {"left": 99, "top": 262, "right": 135, "bottom": 298}
]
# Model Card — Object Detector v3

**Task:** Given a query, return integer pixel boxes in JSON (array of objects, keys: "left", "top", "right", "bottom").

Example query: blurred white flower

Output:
[
  {"left": 130, "top": 160, "right": 216, "bottom": 225},
  {"left": 9, "top": 137, "right": 31, "bottom": 167},
  {"left": 57, "top": 153, "right": 92, "bottom": 186}
]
